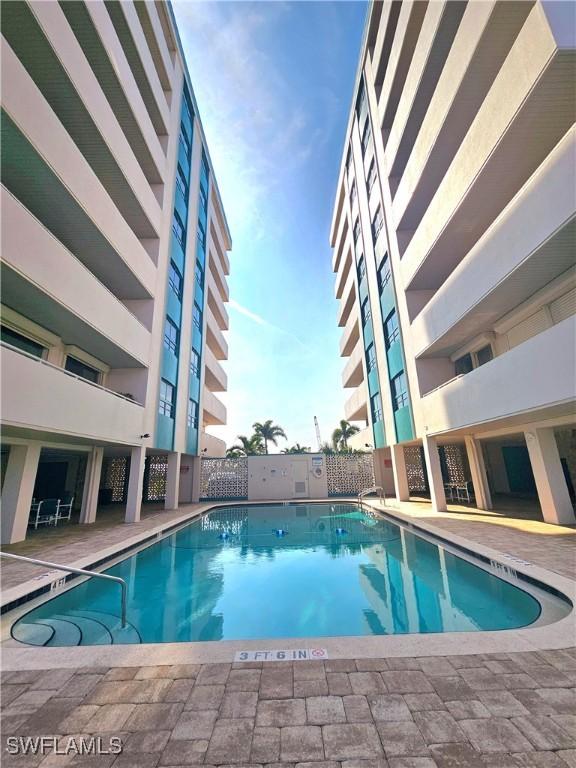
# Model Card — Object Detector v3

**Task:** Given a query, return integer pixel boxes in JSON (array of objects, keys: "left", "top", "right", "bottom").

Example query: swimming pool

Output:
[{"left": 11, "top": 503, "right": 555, "bottom": 646}]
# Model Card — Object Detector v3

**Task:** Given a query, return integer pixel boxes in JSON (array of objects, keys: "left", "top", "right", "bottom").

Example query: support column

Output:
[
  {"left": 190, "top": 456, "right": 202, "bottom": 503},
  {"left": 391, "top": 444, "right": 410, "bottom": 501},
  {"left": 80, "top": 447, "right": 104, "bottom": 524},
  {"left": 525, "top": 428, "right": 575, "bottom": 525},
  {"left": 125, "top": 445, "right": 146, "bottom": 523},
  {"left": 1, "top": 443, "right": 41, "bottom": 544},
  {"left": 165, "top": 452, "right": 181, "bottom": 510},
  {"left": 422, "top": 436, "right": 447, "bottom": 513},
  {"left": 465, "top": 436, "right": 492, "bottom": 511}
]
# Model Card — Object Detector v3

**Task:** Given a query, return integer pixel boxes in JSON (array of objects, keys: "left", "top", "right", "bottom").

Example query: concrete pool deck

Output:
[{"left": 0, "top": 497, "right": 574, "bottom": 669}]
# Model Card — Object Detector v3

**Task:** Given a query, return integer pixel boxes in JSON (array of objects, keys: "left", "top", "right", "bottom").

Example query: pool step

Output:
[
  {"left": 12, "top": 620, "right": 55, "bottom": 646},
  {"left": 68, "top": 610, "right": 142, "bottom": 645},
  {"left": 41, "top": 617, "right": 82, "bottom": 647},
  {"left": 53, "top": 613, "right": 113, "bottom": 645},
  {"left": 12, "top": 610, "right": 141, "bottom": 647}
]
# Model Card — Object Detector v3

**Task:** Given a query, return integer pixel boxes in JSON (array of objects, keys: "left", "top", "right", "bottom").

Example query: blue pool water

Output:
[{"left": 13, "top": 503, "right": 543, "bottom": 646}]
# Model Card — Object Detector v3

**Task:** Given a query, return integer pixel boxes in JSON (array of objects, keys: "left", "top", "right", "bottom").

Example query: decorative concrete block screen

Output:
[
  {"left": 200, "top": 457, "right": 248, "bottom": 500},
  {"left": 145, "top": 455, "right": 168, "bottom": 502},
  {"left": 326, "top": 454, "right": 375, "bottom": 496},
  {"left": 101, "top": 457, "right": 129, "bottom": 503},
  {"left": 404, "top": 446, "right": 428, "bottom": 493},
  {"left": 441, "top": 444, "right": 469, "bottom": 485}
]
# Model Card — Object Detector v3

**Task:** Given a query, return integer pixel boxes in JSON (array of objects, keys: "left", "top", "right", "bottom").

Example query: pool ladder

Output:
[
  {"left": 0, "top": 551, "right": 127, "bottom": 627},
  {"left": 358, "top": 485, "right": 385, "bottom": 508}
]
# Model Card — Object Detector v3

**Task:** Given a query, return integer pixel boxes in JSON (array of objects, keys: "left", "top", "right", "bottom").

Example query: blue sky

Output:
[{"left": 173, "top": 1, "right": 367, "bottom": 451}]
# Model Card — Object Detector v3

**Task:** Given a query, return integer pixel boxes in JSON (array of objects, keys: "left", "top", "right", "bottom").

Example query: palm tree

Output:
[
  {"left": 226, "top": 434, "right": 264, "bottom": 457},
  {"left": 252, "top": 420, "right": 287, "bottom": 454},
  {"left": 281, "top": 444, "right": 310, "bottom": 454},
  {"left": 319, "top": 442, "right": 336, "bottom": 455},
  {"left": 331, "top": 420, "right": 360, "bottom": 451}
]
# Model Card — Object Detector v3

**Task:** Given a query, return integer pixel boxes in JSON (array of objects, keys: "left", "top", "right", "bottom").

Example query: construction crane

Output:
[{"left": 314, "top": 416, "right": 322, "bottom": 451}]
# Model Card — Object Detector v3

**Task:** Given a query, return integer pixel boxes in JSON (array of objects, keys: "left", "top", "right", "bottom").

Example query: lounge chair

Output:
[
  {"left": 56, "top": 494, "right": 74, "bottom": 523},
  {"left": 29, "top": 498, "right": 60, "bottom": 529}
]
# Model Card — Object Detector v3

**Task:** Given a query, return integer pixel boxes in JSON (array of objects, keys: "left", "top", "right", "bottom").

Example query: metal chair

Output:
[
  {"left": 56, "top": 494, "right": 74, "bottom": 523},
  {"left": 455, "top": 481, "right": 474, "bottom": 504},
  {"left": 29, "top": 499, "right": 60, "bottom": 529}
]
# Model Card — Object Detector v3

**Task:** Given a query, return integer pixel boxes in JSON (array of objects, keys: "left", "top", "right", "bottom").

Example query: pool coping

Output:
[{"left": 1, "top": 499, "right": 574, "bottom": 669}]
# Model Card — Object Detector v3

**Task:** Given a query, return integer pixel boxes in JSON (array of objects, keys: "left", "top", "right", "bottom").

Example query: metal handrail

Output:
[
  {"left": 0, "top": 552, "right": 127, "bottom": 627},
  {"left": 358, "top": 485, "right": 385, "bottom": 507}
]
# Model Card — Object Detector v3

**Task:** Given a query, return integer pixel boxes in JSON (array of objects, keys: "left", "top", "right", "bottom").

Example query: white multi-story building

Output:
[
  {"left": 0, "top": 0, "right": 232, "bottom": 543},
  {"left": 331, "top": 0, "right": 575, "bottom": 525}
]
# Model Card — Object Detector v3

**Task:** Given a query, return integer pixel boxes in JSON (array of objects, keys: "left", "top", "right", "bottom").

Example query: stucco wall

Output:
[{"left": 247, "top": 454, "right": 328, "bottom": 501}]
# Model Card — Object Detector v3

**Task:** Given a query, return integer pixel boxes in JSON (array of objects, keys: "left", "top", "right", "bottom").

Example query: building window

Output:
[
  {"left": 353, "top": 217, "right": 361, "bottom": 244},
  {"left": 172, "top": 212, "right": 185, "bottom": 247},
  {"left": 193, "top": 302, "right": 203, "bottom": 331},
  {"left": 371, "top": 392, "right": 383, "bottom": 423},
  {"left": 195, "top": 260, "right": 204, "bottom": 289},
  {"left": 377, "top": 253, "right": 391, "bottom": 292},
  {"left": 391, "top": 371, "right": 408, "bottom": 411},
  {"left": 199, "top": 184, "right": 208, "bottom": 215},
  {"left": 164, "top": 317, "right": 179, "bottom": 355},
  {"left": 455, "top": 353, "right": 474, "bottom": 375},
  {"left": 361, "top": 296, "right": 371, "bottom": 326},
  {"left": 366, "top": 343, "right": 376, "bottom": 373},
  {"left": 345, "top": 147, "right": 352, "bottom": 178},
  {"left": 201, "top": 152, "right": 210, "bottom": 185},
  {"left": 197, "top": 218, "right": 206, "bottom": 249},
  {"left": 357, "top": 255, "right": 366, "bottom": 282},
  {"left": 356, "top": 81, "right": 366, "bottom": 117},
  {"left": 350, "top": 181, "right": 357, "bottom": 206},
  {"left": 159, "top": 379, "right": 175, "bottom": 418},
  {"left": 476, "top": 344, "right": 493, "bottom": 367},
  {"left": 361, "top": 119, "right": 372, "bottom": 154},
  {"left": 179, "top": 130, "right": 191, "bottom": 157},
  {"left": 0, "top": 326, "right": 45, "bottom": 358},
  {"left": 372, "top": 206, "right": 384, "bottom": 242},
  {"left": 384, "top": 309, "right": 399, "bottom": 348},
  {"left": 190, "top": 348, "right": 200, "bottom": 377},
  {"left": 367, "top": 160, "right": 377, "bottom": 193},
  {"left": 187, "top": 398, "right": 199, "bottom": 428},
  {"left": 65, "top": 355, "right": 100, "bottom": 384},
  {"left": 168, "top": 261, "right": 183, "bottom": 299},
  {"left": 175, "top": 165, "right": 188, "bottom": 199}
]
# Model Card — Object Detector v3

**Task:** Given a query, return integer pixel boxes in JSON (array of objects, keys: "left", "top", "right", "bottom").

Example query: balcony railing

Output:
[{"left": 0, "top": 342, "right": 144, "bottom": 406}]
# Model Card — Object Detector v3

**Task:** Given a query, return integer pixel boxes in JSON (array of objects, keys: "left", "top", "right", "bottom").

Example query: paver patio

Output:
[{"left": 2, "top": 649, "right": 576, "bottom": 767}]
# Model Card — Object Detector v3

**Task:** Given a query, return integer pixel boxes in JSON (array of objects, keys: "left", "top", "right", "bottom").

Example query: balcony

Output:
[
  {"left": 202, "top": 389, "right": 227, "bottom": 427},
  {"left": 208, "top": 241, "right": 230, "bottom": 303},
  {"left": 335, "top": 241, "right": 353, "bottom": 299},
  {"left": 401, "top": 4, "right": 576, "bottom": 290},
  {"left": 337, "top": 267, "right": 356, "bottom": 327},
  {"left": 200, "top": 430, "right": 226, "bottom": 458},
  {"left": 332, "top": 201, "right": 350, "bottom": 273},
  {"left": 79, "top": 0, "right": 166, "bottom": 182},
  {"left": 348, "top": 425, "right": 373, "bottom": 452},
  {"left": 411, "top": 129, "right": 576, "bottom": 356},
  {"left": 421, "top": 319, "right": 575, "bottom": 435},
  {"left": 340, "top": 310, "right": 360, "bottom": 357},
  {"left": 1, "top": 189, "right": 150, "bottom": 368},
  {"left": 344, "top": 384, "right": 369, "bottom": 422},
  {"left": 1, "top": 344, "right": 144, "bottom": 444},
  {"left": 206, "top": 305, "right": 228, "bottom": 361},
  {"left": 1, "top": 43, "right": 155, "bottom": 300},
  {"left": 209, "top": 219, "right": 231, "bottom": 277},
  {"left": 342, "top": 344, "right": 364, "bottom": 389},
  {"left": 204, "top": 345, "right": 228, "bottom": 393},
  {"left": 207, "top": 268, "right": 229, "bottom": 331},
  {"left": 104, "top": 0, "right": 170, "bottom": 135}
]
